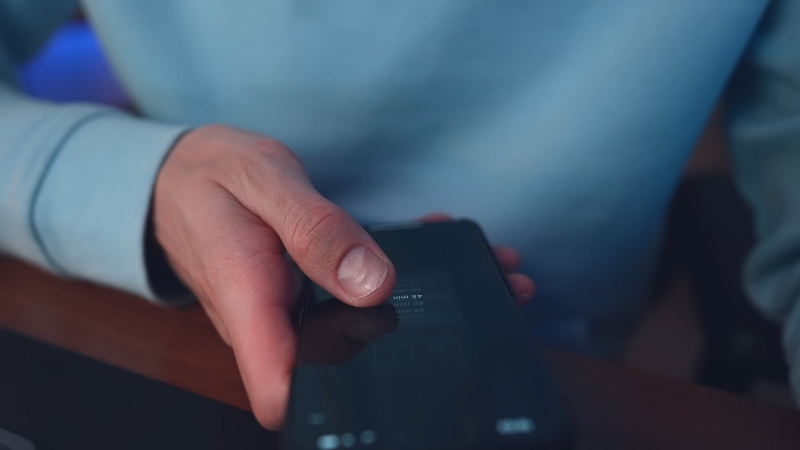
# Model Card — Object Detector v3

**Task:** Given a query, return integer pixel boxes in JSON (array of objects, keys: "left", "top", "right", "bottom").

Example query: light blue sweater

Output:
[{"left": 2, "top": 0, "right": 800, "bottom": 398}]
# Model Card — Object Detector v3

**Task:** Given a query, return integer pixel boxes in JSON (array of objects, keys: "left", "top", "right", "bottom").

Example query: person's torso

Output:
[{"left": 82, "top": 0, "right": 768, "bottom": 351}]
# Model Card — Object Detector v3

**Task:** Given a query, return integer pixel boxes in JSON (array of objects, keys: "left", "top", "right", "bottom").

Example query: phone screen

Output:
[{"left": 282, "top": 221, "right": 571, "bottom": 450}]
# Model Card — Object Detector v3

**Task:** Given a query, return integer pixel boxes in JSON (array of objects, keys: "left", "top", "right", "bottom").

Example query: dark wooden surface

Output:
[{"left": 1, "top": 257, "right": 800, "bottom": 449}]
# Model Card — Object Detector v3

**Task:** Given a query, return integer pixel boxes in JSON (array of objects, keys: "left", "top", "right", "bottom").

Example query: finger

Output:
[
  {"left": 493, "top": 245, "right": 522, "bottom": 272},
  {"left": 224, "top": 138, "right": 396, "bottom": 307},
  {"left": 231, "top": 300, "right": 296, "bottom": 430},
  {"left": 506, "top": 273, "right": 536, "bottom": 305},
  {"left": 300, "top": 300, "right": 372, "bottom": 365},
  {"left": 417, "top": 212, "right": 453, "bottom": 223},
  {"left": 341, "top": 302, "right": 399, "bottom": 343},
  {"left": 189, "top": 189, "right": 299, "bottom": 430},
  {"left": 281, "top": 198, "right": 396, "bottom": 307},
  {"left": 301, "top": 301, "right": 398, "bottom": 365},
  {"left": 199, "top": 300, "right": 232, "bottom": 346},
  {"left": 229, "top": 297, "right": 296, "bottom": 430}
]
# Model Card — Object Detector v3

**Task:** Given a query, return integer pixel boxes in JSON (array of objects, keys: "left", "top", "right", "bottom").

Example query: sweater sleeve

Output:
[
  {"left": 726, "top": 0, "right": 800, "bottom": 401},
  {"left": 0, "top": 1, "right": 191, "bottom": 302}
]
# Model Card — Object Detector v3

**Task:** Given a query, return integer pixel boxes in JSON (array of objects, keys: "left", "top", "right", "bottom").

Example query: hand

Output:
[
  {"left": 152, "top": 125, "right": 397, "bottom": 429},
  {"left": 153, "top": 125, "right": 536, "bottom": 430}
]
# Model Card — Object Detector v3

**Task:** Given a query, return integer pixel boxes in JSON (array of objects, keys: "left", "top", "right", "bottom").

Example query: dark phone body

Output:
[{"left": 282, "top": 220, "right": 572, "bottom": 450}]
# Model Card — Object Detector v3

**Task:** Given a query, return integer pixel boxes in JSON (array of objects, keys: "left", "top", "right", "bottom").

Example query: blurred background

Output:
[{"left": 20, "top": 16, "right": 793, "bottom": 409}]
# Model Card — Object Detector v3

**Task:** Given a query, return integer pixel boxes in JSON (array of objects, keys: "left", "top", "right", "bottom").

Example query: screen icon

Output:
[
  {"left": 316, "top": 434, "right": 340, "bottom": 449},
  {"left": 496, "top": 417, "right": 535, "bottom": 436},
  {"left": 360, "top": 430, "right": 377, "bottom": 445},
  {"left": 340, "top": 433, "right": 356, "bottom": 447}
]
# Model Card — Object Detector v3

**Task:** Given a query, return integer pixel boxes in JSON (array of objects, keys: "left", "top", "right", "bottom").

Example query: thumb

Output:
[
  {"left": 218, "top": 135, "right": 396, "bottom": 306},
  {"left": 277, "top": 198, "right": 396, "bottom": 306}
]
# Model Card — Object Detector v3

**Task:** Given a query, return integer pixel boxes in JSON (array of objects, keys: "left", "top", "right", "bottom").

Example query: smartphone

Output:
[{"left": 281, "top": 220, "right": 572, "bottom": 450}]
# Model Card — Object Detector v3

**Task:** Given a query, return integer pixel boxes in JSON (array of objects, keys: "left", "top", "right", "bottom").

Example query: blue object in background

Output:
[{"left": 16, "top": 21, "right": 129, "bottom": 107}]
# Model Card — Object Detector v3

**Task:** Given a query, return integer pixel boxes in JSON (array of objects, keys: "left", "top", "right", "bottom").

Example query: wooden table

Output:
[{"left": 1, "top": 258, "right": 799, "bottom": 449}]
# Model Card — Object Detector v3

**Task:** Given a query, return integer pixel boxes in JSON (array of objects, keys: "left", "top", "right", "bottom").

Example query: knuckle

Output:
[
  {"left": 289, "top": 202, "right": 345, "bottom": 264},
  {"left": 252, "top": 138, "right": 304, "bottom": 172}
]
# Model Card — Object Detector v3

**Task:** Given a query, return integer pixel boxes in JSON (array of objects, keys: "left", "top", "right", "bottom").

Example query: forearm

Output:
[{"left": 0, "top": 84, "right": 190, "bottom": 301}]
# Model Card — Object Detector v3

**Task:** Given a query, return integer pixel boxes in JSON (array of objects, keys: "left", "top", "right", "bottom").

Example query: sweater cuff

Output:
[{"left": 32, "top": 111, "right": 191, "bottom": 303}]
